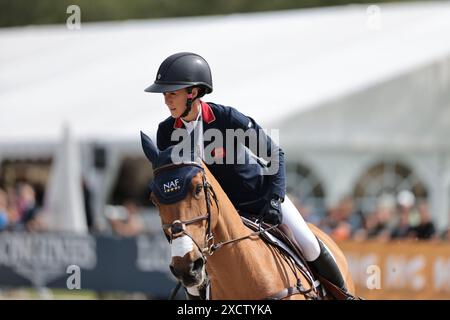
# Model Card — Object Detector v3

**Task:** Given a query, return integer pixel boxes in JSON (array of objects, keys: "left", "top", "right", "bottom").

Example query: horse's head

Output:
[{"left": 140, "top": 131, "right": 215, "bottom": 288}]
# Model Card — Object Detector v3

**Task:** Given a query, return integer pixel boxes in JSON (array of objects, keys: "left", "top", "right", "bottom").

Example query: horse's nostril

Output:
[{"left": 192, "top": 257, "right": 204, "bottom": 273}]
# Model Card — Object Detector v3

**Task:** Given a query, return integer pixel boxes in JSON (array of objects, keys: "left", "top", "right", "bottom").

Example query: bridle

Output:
[
  {"left": 155, "top": 161, "right": 279, "bottom": 258},
  {"left": 155, "top": 162, "right": 218, "bottom": 258}
]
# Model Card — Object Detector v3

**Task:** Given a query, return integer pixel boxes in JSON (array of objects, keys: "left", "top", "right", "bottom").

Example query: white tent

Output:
[
  {"left": 1, "top": 1, "right": 450, "bottom": 229},
  {"left": 1, "top": 1, "right": 450, "bottom": 146},
  {"left": 280, "top": 57, "right": 450, "bottom": 152},
  {"left": 42, "top": 125, "right": 87, "bottom": 233}
]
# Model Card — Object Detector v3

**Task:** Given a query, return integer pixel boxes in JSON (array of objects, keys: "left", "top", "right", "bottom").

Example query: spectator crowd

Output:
[
  {"left": 296, "top": 190, "right": 449, "bottom": 242},
  {"left": 0, "top": 183, "right": 44, "bottom": 232},
  {"left": 1, "top": 179, "right": 449, "bottom": 243}
]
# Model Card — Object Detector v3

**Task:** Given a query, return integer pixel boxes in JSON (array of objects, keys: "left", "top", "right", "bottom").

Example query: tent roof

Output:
[
  {"left": 279, "top": 55, "right": 450, "bottom": 153},
  {"left": 1, "top": 1, "right": 450, "bottom": 146}
]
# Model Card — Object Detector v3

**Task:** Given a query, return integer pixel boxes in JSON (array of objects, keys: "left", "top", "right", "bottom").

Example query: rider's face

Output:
[{"left": 163, "top": 89, "right": 188, "bottom": 118}]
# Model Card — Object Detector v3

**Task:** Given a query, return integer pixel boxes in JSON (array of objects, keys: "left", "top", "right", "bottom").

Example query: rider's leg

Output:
[{"left": 280, "top": 196, "right": 347, "bottom": 291}]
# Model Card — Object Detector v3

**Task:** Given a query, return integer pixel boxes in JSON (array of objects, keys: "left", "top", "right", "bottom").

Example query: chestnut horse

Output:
[{"left": 141, "top": 132, "right": 355, "bottom": 300}]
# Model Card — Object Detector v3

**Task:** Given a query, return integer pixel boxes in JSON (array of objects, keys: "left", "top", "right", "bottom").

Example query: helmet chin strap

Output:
[{"left": 181, "top": 87, "right": 194, "bottom": 118}]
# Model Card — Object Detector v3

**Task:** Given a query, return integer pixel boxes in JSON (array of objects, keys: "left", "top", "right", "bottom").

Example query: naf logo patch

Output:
[
  {"left": 163, "top": 179, "right": 181, "bottom": 193},
  {"left": 150, "top": 165, "right": 202, "bottom": 204}
]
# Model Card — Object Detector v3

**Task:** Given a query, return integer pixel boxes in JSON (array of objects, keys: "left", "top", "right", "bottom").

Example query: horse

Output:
[{"left": 141, "top": 132, "right": 355, "bottom": 300}]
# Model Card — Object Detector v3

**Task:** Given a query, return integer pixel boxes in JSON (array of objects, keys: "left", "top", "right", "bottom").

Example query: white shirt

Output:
[{"left": 181, "top": 109, "right": 205, "bottom": 160}]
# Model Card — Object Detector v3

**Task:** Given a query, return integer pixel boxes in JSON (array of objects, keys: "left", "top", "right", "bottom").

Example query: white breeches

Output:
[{"left": 281, "top": 196, "right": 321, "bottom": 261}]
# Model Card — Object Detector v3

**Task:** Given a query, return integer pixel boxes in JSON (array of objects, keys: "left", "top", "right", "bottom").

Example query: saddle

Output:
[
  {"left": 240, "top": 217, "right": 323, "bottom": 298},
  {"left": 240, "top": 216, "right": 355, "bottom": 300}
]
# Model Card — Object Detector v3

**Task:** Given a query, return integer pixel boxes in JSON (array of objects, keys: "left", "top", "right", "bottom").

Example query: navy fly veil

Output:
[
  {"left": 141, "top": 131, "right": 203, "bottom": 204},
  {"left": 150, "top": 165, "right": 202, "bottom": 204}
]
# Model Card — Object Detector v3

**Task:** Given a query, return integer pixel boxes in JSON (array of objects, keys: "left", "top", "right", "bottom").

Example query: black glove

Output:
[{"left": 261, "top": 196, "right": 283, "bottom": 225}]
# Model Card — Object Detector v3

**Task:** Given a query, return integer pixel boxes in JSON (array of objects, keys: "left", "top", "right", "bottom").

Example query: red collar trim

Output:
[
  {"left": 173, "top": 101, "right": 216, "bottom": 129},
  {"left": 173, "top": 117, "right": 184, "bottom": 129},
  {"left": 201, "top": 101, "right": 216, "bottom": 124}
]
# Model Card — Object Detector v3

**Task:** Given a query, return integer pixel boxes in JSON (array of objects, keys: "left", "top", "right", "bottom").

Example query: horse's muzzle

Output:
[{"left": 170, "top": 257, "right": 205, "bottom": 287}]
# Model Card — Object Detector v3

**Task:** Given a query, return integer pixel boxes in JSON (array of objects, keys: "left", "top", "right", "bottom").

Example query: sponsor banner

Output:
[
  {"left": 0, "top": 232, "right": 177, "bottom": 298},
  {"left": 339, "top": 240, "right": 450, "bottom": 299}
]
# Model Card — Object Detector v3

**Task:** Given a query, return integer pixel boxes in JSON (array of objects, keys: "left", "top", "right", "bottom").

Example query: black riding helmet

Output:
[
  {"left": 145, "top": 52, "right": 213, "bottom": 117},
  {"left": 145, "top": 52, "right": 213, "bottom": 94}
]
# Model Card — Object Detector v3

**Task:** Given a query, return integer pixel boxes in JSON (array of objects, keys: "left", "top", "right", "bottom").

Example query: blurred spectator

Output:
[
  {"left": 390, "top": 190, "right": 416, "bottom": 239},
  {"left": 319, "top": 205, "right": 341, "bottom": 235},
  {"left": 0, "top": 183, "right": 46, "bottom": 232},
  {"left": 390, "top": 210, "right": 414, "bottom": 239},
  {"left": 330, "top": 221, "right": 352, "bottom": 241},
  {"left": 352, "top": 213, "right": 375, "bottom": 241},
  {"left": 105, "top": 200, "right": 145, "bottom": 237},
  {"left": 16, "top": 183, "right": 37, "bottom": 223},
  {"left": 352, "top": 194, "right": 394, "bottom": 241},
  {"left": 14, "top": 183, "right": 45, "bottom": 231},
  {"left": 320, "top": 196, "right": 362, "bottom": 241},
  {"left": 410, "top": 201, "right": 436, "bottom": 240},
  {"left": 338, "top": 196, "right": 364, "bottom": 234},
  {"left": 397, "top": 190, "right": 420, "bottom": 227},
  {"left": 0, "top": 189, "right": 9, "bottom": 230},
  {"left": 6, "top": 186, "right": 20, "bottom": 225},
  {"left": 289, "top": 194, "right": 321, "bottom": 226},
  {"left": 368, "top": 200, "right": 394, "bottom": 240}
]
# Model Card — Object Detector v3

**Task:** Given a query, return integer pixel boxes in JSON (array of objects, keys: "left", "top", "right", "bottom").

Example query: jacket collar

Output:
[{"left": 173, "top": 101, "right": 216, "bottom": 129}]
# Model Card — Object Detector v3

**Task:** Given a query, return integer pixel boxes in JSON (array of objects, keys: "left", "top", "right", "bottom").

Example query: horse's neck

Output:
[
  {"left": 203, "top": 165, "right": 254, "bottom": 239},
  {"left": 204, "top": 166, "right": 279, "bottom": 299},
  {"left": 208, "top": 183, "right": 249, "bottom": 239}
]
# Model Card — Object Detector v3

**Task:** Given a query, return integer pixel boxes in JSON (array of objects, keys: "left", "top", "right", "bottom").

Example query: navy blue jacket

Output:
[{"left": 156, "top": 101, "right": 286, "bottom": 215}]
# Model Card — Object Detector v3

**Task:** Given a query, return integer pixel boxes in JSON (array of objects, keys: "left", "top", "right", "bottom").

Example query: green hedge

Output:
[{"left": 0, "top": 0, "right": 417, "bottom": 27}]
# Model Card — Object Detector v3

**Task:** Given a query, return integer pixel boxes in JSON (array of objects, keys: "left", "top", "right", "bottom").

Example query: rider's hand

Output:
[{"left": 261, "top": 196, "right": 283, "bottom": 225}]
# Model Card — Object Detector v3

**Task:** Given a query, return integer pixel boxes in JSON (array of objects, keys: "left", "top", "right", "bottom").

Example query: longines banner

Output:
[
  {"left": 0, "top": 232, "right": 178, "bottom": 298},
  {"left": 2, "top": 233, "right": 449, "bottom": 299},
  {"left": 339, "top": 240, "right": 450, "bottom": 299}
]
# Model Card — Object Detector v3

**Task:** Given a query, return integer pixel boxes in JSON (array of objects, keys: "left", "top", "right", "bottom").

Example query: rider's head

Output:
[{"left": 145, "top": 52, "right": 213, "bottom": 119}]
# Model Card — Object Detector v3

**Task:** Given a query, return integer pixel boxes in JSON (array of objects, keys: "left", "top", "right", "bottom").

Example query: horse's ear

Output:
[{"left": 140, "top": 131, "right": 159, "bottom": 165}]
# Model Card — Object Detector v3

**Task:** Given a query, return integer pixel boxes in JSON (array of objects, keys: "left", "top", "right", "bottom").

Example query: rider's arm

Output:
[{"left": 226, "top": 107, "right": 286, "bottom": 201}]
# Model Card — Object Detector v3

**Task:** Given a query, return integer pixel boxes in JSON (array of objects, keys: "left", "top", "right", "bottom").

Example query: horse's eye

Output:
[
  {"left": 171, "top": 222, "right": 184, "bottom": 235},
  {"left": 194, "top": 184, "right": 203, "bottom": 198}
]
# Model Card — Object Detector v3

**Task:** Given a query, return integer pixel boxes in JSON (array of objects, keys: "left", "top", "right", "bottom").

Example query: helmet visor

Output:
[{"left": 144, "top": 82, "right": 192, "bottom": 93}]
